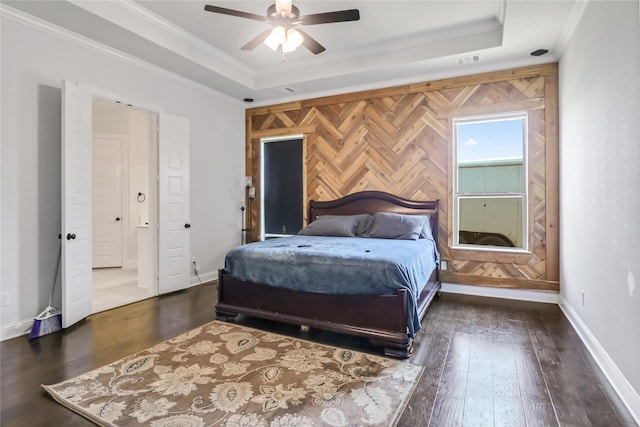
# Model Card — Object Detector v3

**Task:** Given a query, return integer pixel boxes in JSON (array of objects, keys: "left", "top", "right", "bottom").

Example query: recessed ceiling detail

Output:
[{"left": 2, "top": 0, "right": 580, "bottom": 104}]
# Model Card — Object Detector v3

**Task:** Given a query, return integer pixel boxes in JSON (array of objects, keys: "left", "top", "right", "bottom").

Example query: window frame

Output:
[{"left": 452, "top": 112, "right": 529, "bottom": 253}]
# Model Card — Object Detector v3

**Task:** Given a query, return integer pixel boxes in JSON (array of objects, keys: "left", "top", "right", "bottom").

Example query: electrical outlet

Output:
[
  {"left": 245, "top": 176, "right": 253, "bottom": 188},
  {"left": 440, "top": 260, "right": 448, "bottom": 270},
  {"left": 0, "top": 292, "right": 9, "bottom": 307}
]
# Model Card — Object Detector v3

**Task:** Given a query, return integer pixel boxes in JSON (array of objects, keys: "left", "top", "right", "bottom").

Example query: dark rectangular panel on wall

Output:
[{"left": 263, "top": 138, "right": 303, "bottom": 235}]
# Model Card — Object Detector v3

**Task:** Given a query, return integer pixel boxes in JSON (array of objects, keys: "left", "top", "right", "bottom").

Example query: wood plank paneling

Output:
[
  {"left": 246, "top": 64, "right": 560, "bottom": 291},
  {"left": 544, "top": 73, "right": 560, "bottom": 281}
]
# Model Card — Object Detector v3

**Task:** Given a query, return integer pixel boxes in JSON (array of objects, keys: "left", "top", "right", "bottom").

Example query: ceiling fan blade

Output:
[
  {"left": 295, "top": 29, "right": 326, "bottom": 55},
  {"left": 204, "top": 5, "right": 268, "bottom": 23},
  {"left": 241, "top": 29, "right": 273, "bottom": 51},
  {"left": 298, "top": 9, "right": 360, "bottom": 25}
]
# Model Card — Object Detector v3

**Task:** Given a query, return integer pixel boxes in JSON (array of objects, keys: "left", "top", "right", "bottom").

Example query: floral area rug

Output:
[{"left": 43, "top": 320, "right": 423, "bottom": 426}]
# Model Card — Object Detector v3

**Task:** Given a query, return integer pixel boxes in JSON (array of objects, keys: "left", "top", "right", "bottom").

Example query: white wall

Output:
[
  {"left": 0, "top": 11, "right": 245, "bottom": 338},
  {"left": 559, "top": 0, "right": 640, "bottom": 421}
]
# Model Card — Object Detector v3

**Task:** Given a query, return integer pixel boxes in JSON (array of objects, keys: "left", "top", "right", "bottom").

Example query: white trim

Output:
[
  {"left": 0, "top": 5, "right": 242, "bottom": 106},
  {"left": 191, "top": 271, "right": 217, "bottom": 287},
  {"left": 452, "top": 112, "right": 529, "bottom": 251},
  {"left": 2, "top": 275, "right": 212, "bottom": 341},
  {"left": 559, "top": 297, "right": 640, "bottom": 425},
  {"left": 67, "top": 0, "right": 253, "bottom": 87},
  {"left": 121, "top": 134, "right": 130, "bottom": 270},
  {"left": 554, "top": 0, "right": 591, "bottom": 56},
  {"left": 440, "top": 282, "right": 559, "bottom": 304},
  {"left": 108, "top": 1, "right": 252, "bottom": 78},
  {"left": 1, "top": 319, "right": 34, "bottom": 341},
  {"left": 91, "top": 91, "right": 163, "bottom": 117}
]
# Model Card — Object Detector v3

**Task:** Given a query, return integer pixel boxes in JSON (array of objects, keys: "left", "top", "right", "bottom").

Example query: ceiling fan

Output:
[{"left": 204, "top": 0, "right": 360, "bottom": 55}]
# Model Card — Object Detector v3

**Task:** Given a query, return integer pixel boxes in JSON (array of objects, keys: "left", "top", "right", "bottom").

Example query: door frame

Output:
[
  {"left": 63, "top": 83, "right": 160, "bottom": 326},
  {"left": 90, "top": 99, "right": 159, "bottom": 301},
  {"left": 63, "top": 82, "right": 192, "bottom": 327}
]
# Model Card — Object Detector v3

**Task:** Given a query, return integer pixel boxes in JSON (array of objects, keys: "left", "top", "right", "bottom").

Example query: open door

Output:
[
  {"left": 61, "top": 80, "right": 93, "bottom": 328},
  {"left": 62, "top": 84, "right": 189, "bottom": 322},
  {"left": 158, "top": 113, "right": 191, "bottom": 294}
]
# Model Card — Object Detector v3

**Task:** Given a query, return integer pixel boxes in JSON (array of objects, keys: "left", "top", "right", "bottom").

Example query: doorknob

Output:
[
  {"left": 115, "top": 217, "right": 121, "bottom": 221},
  {"left": 66, "top": 233, "right": 76, "bottom": 240},
  {"left": 184, "top": 223, "right": 191, "bottom": 229}
]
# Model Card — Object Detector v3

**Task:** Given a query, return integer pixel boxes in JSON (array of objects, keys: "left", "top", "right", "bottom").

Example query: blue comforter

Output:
[{"left": 224, "top": 235, "right": 439, "bottom": 336}]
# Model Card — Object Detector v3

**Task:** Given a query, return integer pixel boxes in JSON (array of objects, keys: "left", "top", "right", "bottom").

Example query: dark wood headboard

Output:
[{"left": 308, "top": 191, "right": 439, "bottom": 244}]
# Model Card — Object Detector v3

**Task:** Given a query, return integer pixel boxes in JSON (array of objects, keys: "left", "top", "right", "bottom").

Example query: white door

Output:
[
  {"left": 92, "top": 134, "right": 124, "bottom": 268},
  {"left": 158, "top": 113, "right": 190, "bottom": 294},
  {"left": 61, "top": 80, "right": 93, "bottom": 328}
]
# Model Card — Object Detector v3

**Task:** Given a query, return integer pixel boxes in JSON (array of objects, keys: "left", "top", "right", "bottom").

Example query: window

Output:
[{"left": 453, "top": 113, "right": 528, "bottom": 250}]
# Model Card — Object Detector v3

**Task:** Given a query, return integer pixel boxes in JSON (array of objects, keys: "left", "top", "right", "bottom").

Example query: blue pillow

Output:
[
  {"left": 418, "top": 215, "right": 435, "bottom": 240},
  {"left": 363, "top": 212, "right": 427, "bottom": 240},
  {"left": 298, "top": 215, "right": 364, "bottom": 237}
]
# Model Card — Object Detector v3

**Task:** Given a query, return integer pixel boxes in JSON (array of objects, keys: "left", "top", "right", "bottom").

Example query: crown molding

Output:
[
  {"left": 554, "top": 0, "right": 590, "bottom": 55},
  {"left": 68, "top": 0, "right": 254, "bottom": 88},
  {"left": 0, "top": 4, "right": 242, "bottom": 105}
]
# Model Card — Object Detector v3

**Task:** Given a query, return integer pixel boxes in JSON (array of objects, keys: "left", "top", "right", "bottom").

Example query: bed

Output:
[{"left": 216, "top": 191, "right": 441, "bottom": 358}]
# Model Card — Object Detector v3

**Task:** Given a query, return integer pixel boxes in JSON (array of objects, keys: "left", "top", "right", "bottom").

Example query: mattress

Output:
[{"left": 224, "top": 235, "right": 439, "bottom": 336}]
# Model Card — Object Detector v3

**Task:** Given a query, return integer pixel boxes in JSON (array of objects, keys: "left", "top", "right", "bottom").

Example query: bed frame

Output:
[{"left": 216, "top": 191, "right": 441, "bottom": 358}]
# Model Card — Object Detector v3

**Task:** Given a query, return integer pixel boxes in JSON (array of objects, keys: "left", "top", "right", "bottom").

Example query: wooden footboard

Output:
[
  {"left": 217, "top": 191, "right": 441, "bottom": 358},
  {"left": 216, "top": 268, "right": 440, "bottom": 358}
]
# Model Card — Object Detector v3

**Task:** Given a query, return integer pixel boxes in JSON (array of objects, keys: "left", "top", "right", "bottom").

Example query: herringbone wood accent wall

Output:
[{"left": 247, "top": 64, "right": 559, "bottom": 291}]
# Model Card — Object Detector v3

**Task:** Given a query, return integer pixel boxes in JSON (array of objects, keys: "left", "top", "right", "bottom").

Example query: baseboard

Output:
[
  {"left": 1, "top": 318, "right": 34, "bottom": 341},
  {"left": 559, "top": 297, "right": 640, "bottom": 425},
  {"left": 3, "top": 273, "right": 218, "bottom": 342},
  {"left": 191, "top": 270, "right": 217, "bottom": 286},
  {"left": 440, "top": 282, "right": 559, "bottom": 304}
]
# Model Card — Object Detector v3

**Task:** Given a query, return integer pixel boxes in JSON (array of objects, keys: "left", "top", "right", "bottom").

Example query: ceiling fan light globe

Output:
[
  {"left": 264, "top": 26, "right": 286, "bottom": 50},
  {"left": 286, "top": 28, "right": 304, "bottom": 48},
  {"left": 282, "top": 40, "right": 296, "bottom": 53}
]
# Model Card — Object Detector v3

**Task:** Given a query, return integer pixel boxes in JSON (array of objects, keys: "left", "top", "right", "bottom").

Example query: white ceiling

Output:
[{"left": 3, "top": 0, "right": 581, "bottom": 105}]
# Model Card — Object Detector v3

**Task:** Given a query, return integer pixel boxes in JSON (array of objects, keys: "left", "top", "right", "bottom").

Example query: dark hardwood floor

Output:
[{"left": 0, "top": 283, "right": 636, "bottom": 426}]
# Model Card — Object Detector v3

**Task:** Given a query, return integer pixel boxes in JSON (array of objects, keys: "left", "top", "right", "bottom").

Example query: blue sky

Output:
[{"left": 457, "top": 117, "right": 524, "bottom": 162}]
